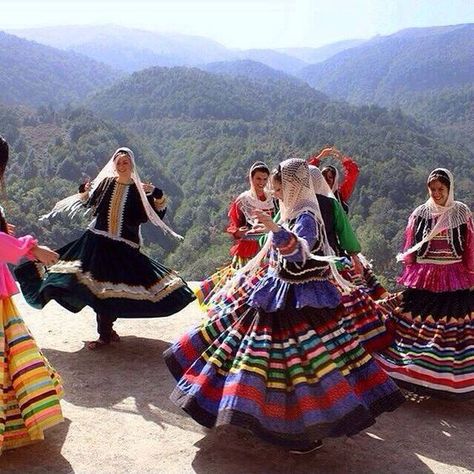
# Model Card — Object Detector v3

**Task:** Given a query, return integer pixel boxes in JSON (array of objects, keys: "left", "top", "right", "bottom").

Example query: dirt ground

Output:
[{"left": 1, "top": 288, "right": 473, "bottom": 474}]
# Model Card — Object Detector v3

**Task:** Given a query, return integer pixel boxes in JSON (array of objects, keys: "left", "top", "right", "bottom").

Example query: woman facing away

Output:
[
  {"left": 0, "top": 135, "right": 64, "bottom": 452},
  {"left": 308, "top": 165, "right": 393, "bottom": 352},
  {"left": 164, "top": 158, "right": 404, "bottom": 454},
  {"left": 308, "top": 146, "right": 359, "bottom": 214},
  {"left": 195, "top": 161, "right": 276, "bottom": 310},
  {"left": 15, "top": 147, "right": 195, "bottom": 350},
  {"left": 309, "top": 148, "right": 388, "bottom": 299},
  {"left": 374, "top": 168, "right": 474, "bottom": 399}
]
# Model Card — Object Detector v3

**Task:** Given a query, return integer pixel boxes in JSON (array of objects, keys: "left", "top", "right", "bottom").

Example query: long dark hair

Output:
[
  {"left": 0, "top": 135, "right": 8, "bottom": 187},
  {"left": 0, "top": 136, "right": 9, "bottom": 232}
]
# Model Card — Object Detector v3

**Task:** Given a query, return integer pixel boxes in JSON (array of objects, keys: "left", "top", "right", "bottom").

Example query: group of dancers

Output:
[{"left": 0, "top": 136, "right": 472, "bottom": 455}]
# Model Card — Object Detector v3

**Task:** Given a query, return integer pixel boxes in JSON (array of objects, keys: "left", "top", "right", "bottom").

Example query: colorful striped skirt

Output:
[
  {"left": 0, "top": 297, "right": 64, "bottom": 452},
  {"left": 373, "top": 288, "right": 474, "bottom": 399},
  {"left": 195, "top": 255, "right": 249, "bottom": 311},
  {"left": 339, "top": 286, "right": 394, "bottom": 353},
  {"left": 164, "top": 295, "right": 404, "bottom": 450}
]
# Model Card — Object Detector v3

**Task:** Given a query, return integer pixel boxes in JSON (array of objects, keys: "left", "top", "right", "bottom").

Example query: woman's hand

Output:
[
  {"left": 31, "top": 245, "right": 59, "bottom": 266},
  {"left": 142, "top": 182, "right": 155, "bottom": 194},
  {"left": 252, "top": 210, "right": 279, "bottom": 233}
]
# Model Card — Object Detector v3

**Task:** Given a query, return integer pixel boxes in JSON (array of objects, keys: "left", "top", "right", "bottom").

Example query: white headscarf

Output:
[
  {"left": 397, "top": 168, "right": 471, "bottom": 261},
  {"left": 235, "top": 161, "right": 274, "bottom": 224},
  {"left": 40, "top": 147, "right": 183, "bottom": 240},
  {"left": 229, "top": 158, "right": 350, "bottom": 289},
  {"left": 309, "top": 165, "right": 335, "bottom": 198}
]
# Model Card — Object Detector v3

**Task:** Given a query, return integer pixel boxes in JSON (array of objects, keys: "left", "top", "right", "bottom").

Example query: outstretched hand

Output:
[
  {"left": 351, "top": 254, "right": 364, "bottom": 276},
  {"left": 252, "top": 209, "right": 279, "bottom": 233},
  {"left": 6, "top": 223, "right": 16, "bottom": 236},
  {"left": 317, "top": 146, "right": 343, "bottom": 161},
  {"left": 31, "top": 245, "right": 59, "bottom": 266}
]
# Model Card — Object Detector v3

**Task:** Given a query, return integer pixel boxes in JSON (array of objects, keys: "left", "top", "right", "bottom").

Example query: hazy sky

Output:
[{"left": 3, "top": 0, "right": 474, "bottom": 49}]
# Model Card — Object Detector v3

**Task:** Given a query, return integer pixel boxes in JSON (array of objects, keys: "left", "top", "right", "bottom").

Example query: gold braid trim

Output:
[{"left": 153, "top": 195, "right": 167, "bottom": 211}]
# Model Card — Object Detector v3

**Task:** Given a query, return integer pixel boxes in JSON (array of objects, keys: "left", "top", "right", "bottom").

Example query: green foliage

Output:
[{"left": 2, "top": 65, "right": 473, "bottom": 289}]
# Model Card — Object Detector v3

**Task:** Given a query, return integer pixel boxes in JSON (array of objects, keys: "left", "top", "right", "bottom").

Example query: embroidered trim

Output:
[
  {"left": 88, "top": 227, "right": 140, "bottom": 249},
  {"left": 75, "top": 271, "right": 186, "bottom": 302},
  {"left": 108, "top": 182, "right": 128, "bottom": 237},
  {"left": 276, "top": 273, "right": 329, "bottom": 284},
  {"left": 47, "top": 260, "right": 82, "bottom": 273},
  {"left": 417, "top": 258, "right": 462, "bottom": 265}
]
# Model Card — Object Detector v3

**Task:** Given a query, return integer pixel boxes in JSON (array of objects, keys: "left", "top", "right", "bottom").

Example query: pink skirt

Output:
[{"left": 398, "top": 261, "right": 474, "bottom": 292}]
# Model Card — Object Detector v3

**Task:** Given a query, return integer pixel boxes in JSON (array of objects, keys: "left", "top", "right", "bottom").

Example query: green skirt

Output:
[{"left": 15, "top": 230, "right": 195, "bottom": 318}]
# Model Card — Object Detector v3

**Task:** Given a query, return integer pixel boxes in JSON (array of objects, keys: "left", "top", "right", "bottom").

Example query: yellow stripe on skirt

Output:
[{"left": 0, "top": 297, "right": 64, "bottom": 452}]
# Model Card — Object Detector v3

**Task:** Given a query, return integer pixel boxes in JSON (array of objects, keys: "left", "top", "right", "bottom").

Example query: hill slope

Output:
[
  {"left": 299, "top": 24, "right": 474, "bottom": 105},
  {"left": 0, "top": 31, "right": 120, "bottom": 107},
  {"left": 85, "top": 66, "right": 474, "bottom": 283}
]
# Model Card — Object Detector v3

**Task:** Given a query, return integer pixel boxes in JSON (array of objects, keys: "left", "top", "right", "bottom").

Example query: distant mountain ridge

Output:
[
  {"left": 200, "top": 60, "right": 306, "bottom": 86},
  {"left": 8, "top": 25, "right": 363, "bottom": 74},
  {"left": 278, "top": 39, "right": 366, "bottom": 63},
  {"left": 0, "top": 31, "right": 120, "bottom": 107},
  {"left": 299, "top": 23, "right": 474, "bottom": 105}
]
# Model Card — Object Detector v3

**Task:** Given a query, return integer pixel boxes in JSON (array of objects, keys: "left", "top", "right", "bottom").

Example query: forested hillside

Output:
[
  {"left": 299, "top": 24, "right": 474, "bottom": 105},
  {"left": 1, "top": 25, "right": 473, "bottom": 289},
  {"left": 86, "top": 67, "right": 474, "bottom": 286}
]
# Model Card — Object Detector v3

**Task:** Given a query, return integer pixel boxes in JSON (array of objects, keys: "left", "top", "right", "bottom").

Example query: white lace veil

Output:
[
  {"left": 236, "top": 161, "right": 274, "bottom": 224},
  {"left": 397, "top": 168, "right": 471, "bottom": 261},
  {"left": 309, "top": 165, "right": 335, "bottom": 198},
  {"left": 230, "top": 158, "right": 350, "bottom": 289},
  {"left": 40, "top": 147, "right": 183, "bottom": 240}
]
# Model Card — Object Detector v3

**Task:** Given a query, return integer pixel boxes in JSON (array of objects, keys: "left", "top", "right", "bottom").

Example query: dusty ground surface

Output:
[{"left": 1, "top": 288, "right": 474, "bottom": 474}]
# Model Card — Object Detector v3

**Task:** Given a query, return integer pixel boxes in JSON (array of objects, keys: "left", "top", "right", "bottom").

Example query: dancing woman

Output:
[
  {"left": 165, "top": 158, "right": 404, "bottom": 453},
  {"left": 0, "top": 136, "right": 63, "bottom": 451},
  {"left": 16, "top": 147, "right": 195, "bottom": 349},
  {"left": 374, "top": 168, "right": 474, "bottom": 399},
  {"left": 195, "top": 161, "right": 276, "bottom": 309}
]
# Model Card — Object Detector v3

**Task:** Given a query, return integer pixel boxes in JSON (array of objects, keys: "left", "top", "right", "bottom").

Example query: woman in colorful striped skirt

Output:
[
  {"left": 308, "top": 165, "right": 393, "bottom": 353},
  {"left": 308, "top": 147, "right": 388, "bottom": 299},
  {"left": 0, "top": 136, "right": 64, "bottom": 452},
  {"left": 195, "top": 161, "right": 277, "bottom": 310},
  {"left": 165, "top": 158, "right": 404, "bottom": 454},
  {"left": 374, "top": 168, "right": 474, "bottom": 399}
]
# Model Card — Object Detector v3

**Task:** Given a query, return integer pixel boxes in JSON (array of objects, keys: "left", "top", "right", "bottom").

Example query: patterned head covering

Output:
[
  {"left": 309, "top": 165, "right": 335, "bottom": 198},
  {"left": 40, "top": 147, "right": 183, "bottom": 240},
  {"left": 397, "top": 168, "right": 472, "bottom": 261}
]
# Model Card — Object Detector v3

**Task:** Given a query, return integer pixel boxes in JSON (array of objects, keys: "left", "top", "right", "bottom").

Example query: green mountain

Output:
[
  {"left": 299, "top": 24, "right": 474, "bottom": 105},
  {"left": 0, "top": 31, "right": 121, "bottom": 107},
  {"left": 85, "top": 66, "right": 474, "bottom": 285}
]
